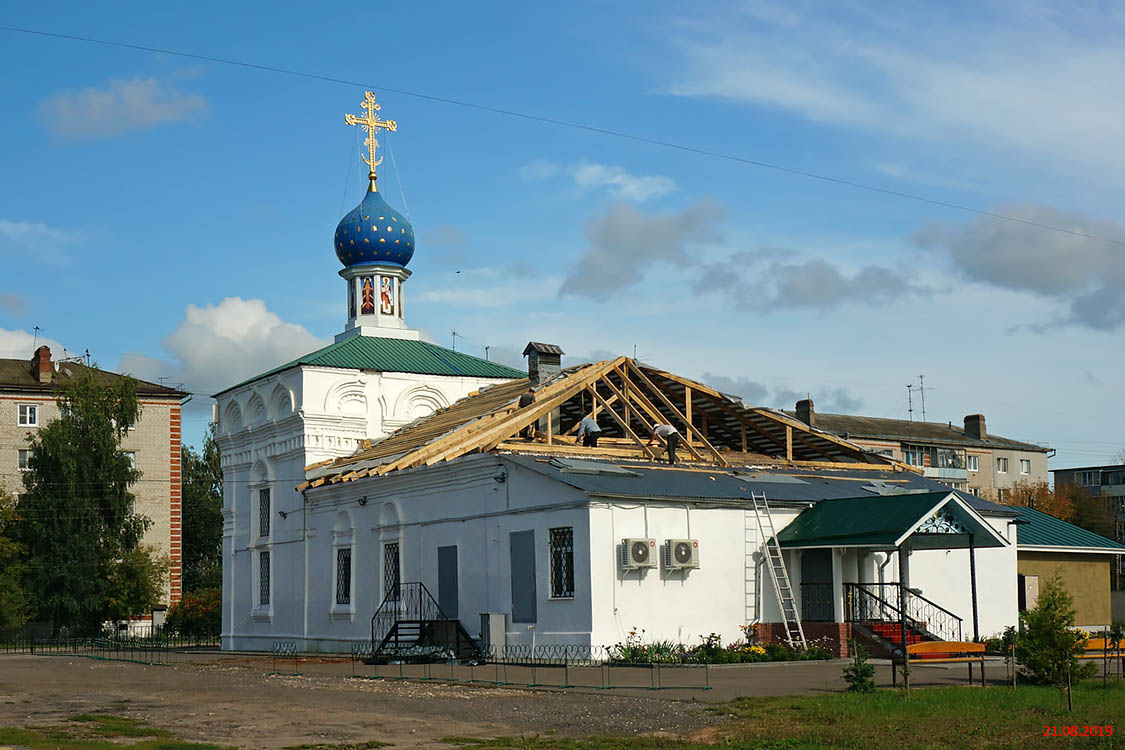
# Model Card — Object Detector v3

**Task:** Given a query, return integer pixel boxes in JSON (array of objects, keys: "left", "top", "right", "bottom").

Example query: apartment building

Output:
[
  {"left": 788, "top": 399, "right": 1050, "bottom": 501},
  {"left": 0, "top": 346, "right": 188, "bottom": 606}
]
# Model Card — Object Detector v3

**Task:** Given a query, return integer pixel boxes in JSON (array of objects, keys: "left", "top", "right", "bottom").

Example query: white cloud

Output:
[
  {"left": 0, "top": 219, "right": 83, "bottom": 244},
  {"left": 0, "top": 328, "right": 67, "bottom": 360},
  {"left": 572, "top": 162, "right": 677, "bottom": 202},
  {"left": 38, "top": 76, "right": 209, "bottom": 139},
  {"left": 665, "top": 2, "right": 1125, "bottom": 184},
  {"left": 119, "top": 297, "right": 328, "bottom": 397},
  {"left": 520, "top": 160, "right": 677, "bottom": 202}
]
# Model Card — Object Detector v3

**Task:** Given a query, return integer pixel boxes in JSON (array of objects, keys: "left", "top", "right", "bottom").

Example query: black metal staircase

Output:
[
  {"left": 844, "top": 582, "right": 963, "bottom": 658},
  {"left": 367, "top": 582, "right": 480, "bottom": 663}
]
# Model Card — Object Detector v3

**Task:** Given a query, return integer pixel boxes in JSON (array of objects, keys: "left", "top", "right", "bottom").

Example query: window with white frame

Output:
[
  {"left": 967, "top": 455, "right": 979, "bottom": 472},
  {"left": 549, "top": 526, "right": 575, "bottom": 599},
  {"left": 1020, "top": 459, "right": 1031, "bottom": 475},
  {"left": 258, "top": 488, "right": 270, "bottom": 538},
  {"left": 18, "top": 404, "right": 38, "bottom": 427},
  {"left": 996, "top": 457, "right": 1009, "bottom": 473},
  {"left": 124, "top": 451, "right": 136, "bottom": 469},
  {"left": 996, "top": 488, "right": 1008, "bottom": 502},
  {"left": 18, "top": 449, "right": 30, "bottom": 471},
  {"left": 336, "top": 548, "right": 352, "bottom": 605},
  {"left": 258, "top": 550, "right": 270, "bottom": 606}
]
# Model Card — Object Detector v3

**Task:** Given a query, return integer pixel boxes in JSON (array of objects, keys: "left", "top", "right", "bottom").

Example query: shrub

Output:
[
  {"left": 842, "top": 639, "right": 876, "bottom": 693},
  {"left": 164, "top": 586, "right": 221, "bottom": 637},
  {"left": 1015, "top": 576, "right": 1096, "bottom": 686}
]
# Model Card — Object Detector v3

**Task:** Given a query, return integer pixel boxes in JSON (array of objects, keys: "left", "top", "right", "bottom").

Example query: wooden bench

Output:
[
  {"left": 1077, "top": 637, "right": 1124, "bottom": 672},
  {"left": 892, "top": 641, "right": 986, "bottom": 686}
]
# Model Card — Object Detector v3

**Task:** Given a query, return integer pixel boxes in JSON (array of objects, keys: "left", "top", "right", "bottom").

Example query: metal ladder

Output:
[{"left": 751, "top": 491, "right": 807, "bottom": 649}]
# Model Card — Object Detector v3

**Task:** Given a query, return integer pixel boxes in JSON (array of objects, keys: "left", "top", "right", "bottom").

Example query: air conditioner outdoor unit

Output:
[
  {"left": 620, "top": 538, "right": 657, "bottom": 570},
  {"left": 663, "top": 539, "right": 700, "bottom": 570}
]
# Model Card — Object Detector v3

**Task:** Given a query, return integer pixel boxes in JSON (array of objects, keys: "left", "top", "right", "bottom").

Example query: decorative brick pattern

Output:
[{"left": 756, "top": 621, "right": 853, "bottom": 657}]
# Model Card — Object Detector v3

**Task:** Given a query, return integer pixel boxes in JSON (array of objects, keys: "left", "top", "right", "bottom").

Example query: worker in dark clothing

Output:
[
  {"left": 647, "top": 423, "right": 680, "bottom": 464},
  {"left": 518, "top": 388, "right": 536, "bottom": 439},
  {"left": 575, "top": 415, "right": 602, "bottom": 447}
]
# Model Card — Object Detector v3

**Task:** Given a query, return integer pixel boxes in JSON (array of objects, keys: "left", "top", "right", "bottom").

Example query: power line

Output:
[{"left": 3, "top": 24, "right": 1125, "bottom": 248}]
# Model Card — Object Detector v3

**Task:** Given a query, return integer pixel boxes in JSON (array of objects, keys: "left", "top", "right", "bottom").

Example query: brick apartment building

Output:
[
  {"left": 0, "top": 346, "right": 189, "bottom": 607},
  {"left": 787, "top": 399, "right": 1050, "bottom": 501}
]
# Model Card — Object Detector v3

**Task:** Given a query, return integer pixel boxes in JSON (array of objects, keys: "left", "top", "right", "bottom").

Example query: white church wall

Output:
[
  {"left": 217, "top": 362, "right": 517, "bottom": 650},
  {"left": 586, "top": 503, "right": 804, "bottom": 651}
]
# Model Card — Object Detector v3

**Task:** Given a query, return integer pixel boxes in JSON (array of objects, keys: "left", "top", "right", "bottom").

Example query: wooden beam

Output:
[
  {"left": 563, "top": 391, "right": 620, "bottom": 436},
  {"left": 587, "top": 384, "right": 657, "bottom": 459},
  {"left": 685, "top": 385, "right": 693, "bottom": 447},
  {"left": 546, "top": 410, "right": 553, "bottom": 445},
  {"left": 785, "top": 425, "right": 793, "bottom": 461},
  {"left": 740, "top": 423, "right": 747, "bottom": 453},
  {"left": 609, "top": 366, "right": 705, "bottom": 462},
  {"left": 625, "top": 359, "right": 728, "bottom": 467}
]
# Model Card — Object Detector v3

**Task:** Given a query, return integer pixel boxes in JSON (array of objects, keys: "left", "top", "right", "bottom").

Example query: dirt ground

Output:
[{"left": 0, "top": 653, "right": 722, "bottom": 748}]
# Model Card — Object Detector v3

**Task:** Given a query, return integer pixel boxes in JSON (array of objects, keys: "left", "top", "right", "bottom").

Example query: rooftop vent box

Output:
[{"left": 619, "top": 538, "right": 657, "bottom": 570}]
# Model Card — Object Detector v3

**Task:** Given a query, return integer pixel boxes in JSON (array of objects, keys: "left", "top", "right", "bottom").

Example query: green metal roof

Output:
[
  {"left": 776, "top": 491, "right": 1005, "bottom": 549},
  {"left": 215, "top": 335, "right": 525, "bottom": 395},
  {"left": 1011, "top": 506, "right": 1125, "bottom": 551}
]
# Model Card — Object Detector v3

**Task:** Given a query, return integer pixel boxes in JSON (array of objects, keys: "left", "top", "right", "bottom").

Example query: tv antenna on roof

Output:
[
  {"left": 906, "top": 384, "right": 914, "bottom": 421},
  {"left": 917, "top": 374, "right": 932, "bottom": 422}
]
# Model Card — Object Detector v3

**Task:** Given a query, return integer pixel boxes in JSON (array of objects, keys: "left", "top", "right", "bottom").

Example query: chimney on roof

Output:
[
  {"left": 796, "top": 398, "right": 815, "bottom": 427},
  {"left": 522, "top": 341, "right": 564, "bottom": 386},
  {"left": 32, "top": 345, "right": 52, "bottom": 385},
  {"left": 964, "top": 414, "right": 987, "bottom": 440}
]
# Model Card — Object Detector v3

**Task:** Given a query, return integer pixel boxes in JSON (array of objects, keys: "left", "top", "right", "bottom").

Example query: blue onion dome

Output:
[{"left": 334, "top": 188, "right": 415, "bottom": 268}]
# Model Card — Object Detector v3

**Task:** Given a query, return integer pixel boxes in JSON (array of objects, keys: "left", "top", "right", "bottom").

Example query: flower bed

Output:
[{"left": 610, "top": 626, "right": 834, "bottom": 664}]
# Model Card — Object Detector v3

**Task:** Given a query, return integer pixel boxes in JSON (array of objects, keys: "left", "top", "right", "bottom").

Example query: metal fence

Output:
[
  {"left": 346, "top": 641, "right": 713, "bottom": 691},
  {"left": 0, "top": 633, "right": 220, "bottom": 662}
]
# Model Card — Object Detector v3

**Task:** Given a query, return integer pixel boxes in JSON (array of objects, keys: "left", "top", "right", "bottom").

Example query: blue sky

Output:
[{"left": 2, "top": 1, "right": 1123, "bottom": 469}]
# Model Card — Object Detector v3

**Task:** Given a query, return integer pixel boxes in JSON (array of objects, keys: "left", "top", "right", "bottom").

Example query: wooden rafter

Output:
[
  {"left": 626, "top": 360, "right": 729, "bottom": 467},
  {"left": 609, "top": 365, "right": 706, "bottom": 462},
  {"left": 587, "top": 381, "right": 657, "bottom": 459}
]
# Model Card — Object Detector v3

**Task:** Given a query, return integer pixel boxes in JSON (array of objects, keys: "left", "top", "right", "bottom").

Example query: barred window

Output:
[
  {"left": 383, "top": 542, "right": 400, "bottom": 600},
  {"left": 258, "top": 488, "right": 270, "bottom": 537},
  {"left": 336, "top": 548, "right": 352, "bottom": 605},
  {"left": 258, "top": 550, "right": 270, "bottom": 606},
  {"left": 549, "top": 526, "right": 574, "bottom": 599}
]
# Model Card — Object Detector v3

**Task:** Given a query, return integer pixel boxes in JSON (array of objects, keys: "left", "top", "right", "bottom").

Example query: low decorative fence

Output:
[
  {"left": 347, "top": 641, "right": 713, "bottom": 691},
  {"left": 0, "top": 633, "right": 221, "bottom": 663}
]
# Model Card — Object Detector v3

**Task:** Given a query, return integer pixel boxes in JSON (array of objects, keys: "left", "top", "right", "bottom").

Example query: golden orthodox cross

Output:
[{"left": 344, "top": 91, "right": 398, "bottom": 191}]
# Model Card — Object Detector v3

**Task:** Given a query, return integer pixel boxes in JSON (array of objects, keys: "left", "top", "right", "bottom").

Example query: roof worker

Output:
[
  {"left": 518, "top": 388, "right": 536, "bottom": 440},
  {"left": 647, "top": 423, "right": 681, "bottom": 465},
  {"left": 575, "top": 414, "right": 603, "bottom": 447}
]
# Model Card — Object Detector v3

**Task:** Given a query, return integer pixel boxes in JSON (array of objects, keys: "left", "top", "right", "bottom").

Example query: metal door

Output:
[
  {"left": 509, "top": 530, "right": 537, "bottom": 623},
  {"left": 437, "top": 545, "right": 459, "bottom": 619}
]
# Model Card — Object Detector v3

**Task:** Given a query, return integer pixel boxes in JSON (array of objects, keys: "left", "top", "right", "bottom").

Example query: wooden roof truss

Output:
[{"left": 301, "top": 357, "right": 910, "bottom": 488}]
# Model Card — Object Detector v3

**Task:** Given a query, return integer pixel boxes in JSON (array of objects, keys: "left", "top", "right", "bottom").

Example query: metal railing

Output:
[{"left": 844, "top": 583, "right": 962, "bottom": 641}]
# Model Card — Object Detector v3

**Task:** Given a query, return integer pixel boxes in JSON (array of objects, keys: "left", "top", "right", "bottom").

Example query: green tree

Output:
[
  {"left": 1015, "top": 576, "right": 1095, "bottom": 686},
  {"left": 181, "top": 424, "right": 223, "bottom": 593},
  {"left": 0, "top": 483, "right": 29, "bottom": 638},
  {"left": 15, "top": 371, "right": 158, "bottom": 633}
]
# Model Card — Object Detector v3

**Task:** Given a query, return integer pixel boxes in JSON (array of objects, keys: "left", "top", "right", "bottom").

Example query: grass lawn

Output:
[
  {"left": 444, "top": 681, "right": 1125, "bottom": 749},
  {"left": 0, "top": 713, "right": 235, "bottom": 750}
]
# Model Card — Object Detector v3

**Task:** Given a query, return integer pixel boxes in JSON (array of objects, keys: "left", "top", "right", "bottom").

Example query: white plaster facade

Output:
[{"left": 222, "top": 452, "right": 1020, "bottom": 653}]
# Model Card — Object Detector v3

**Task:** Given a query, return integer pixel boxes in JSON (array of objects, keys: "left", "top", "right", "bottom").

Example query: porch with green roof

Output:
[{"left": 773, "top": 491, "right": 1010, "bottom": 649}]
